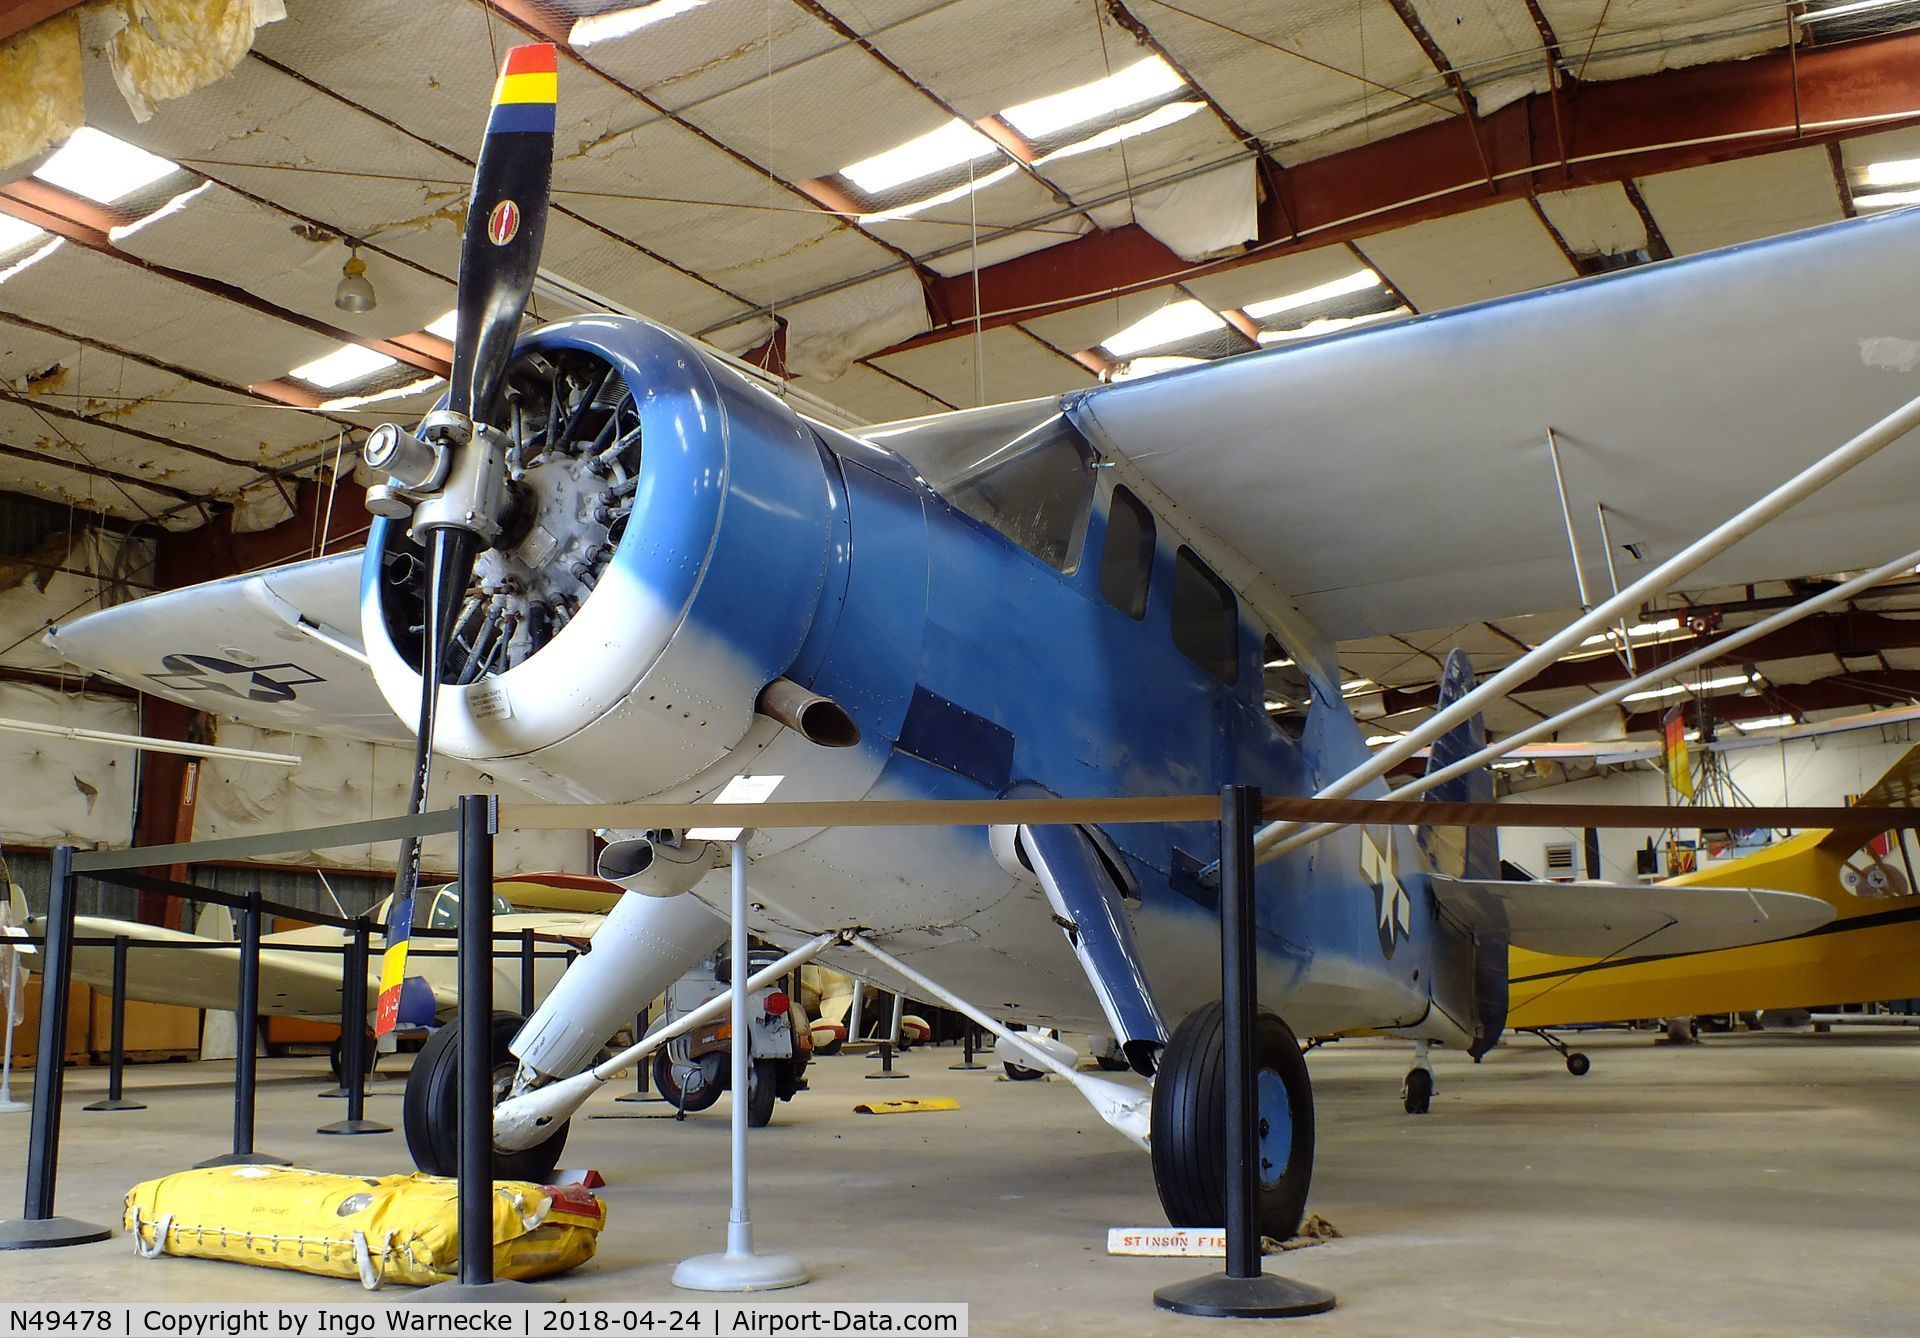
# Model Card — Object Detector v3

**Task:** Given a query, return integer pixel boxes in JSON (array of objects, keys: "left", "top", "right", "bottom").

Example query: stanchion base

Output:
[
  {"left": 194, "top": 1151, "right": 288, "bottom": 1169},
  {"left": 82, "top": 1097, "right": 145, "bottom": 1112},
  {"left": 1153, "top": 1272, "right": 1335, "bottom": 1319},
  {"left": 408, "top": 1279, "right": 554, "bottom": 1303},
  {"left": 0, "top": 1099, "right": 35, "bottom": 1114},
  {"left": 317, "top": 1118, "right": 392, "bottom": 1136},
  {"left": 613, "top": 1091, "right": 664, "bottom": 1104},
  {"left": 863, "top": 1072, "right": 910, "bottom": 1080},
  {"left": 947, "top": 1062, "right": 986, "bottom": 1071},
  {"left": 0, "top": 1216, "right": 112, "bottom": 1250},
  {"left": 673, "top": 1250, "right": 809, "bottom": 1293}
]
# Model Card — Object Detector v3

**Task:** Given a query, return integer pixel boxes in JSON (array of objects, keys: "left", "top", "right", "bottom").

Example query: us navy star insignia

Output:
[{"left": 1361, "top": 829, "right": 1411, "bottom": 959}]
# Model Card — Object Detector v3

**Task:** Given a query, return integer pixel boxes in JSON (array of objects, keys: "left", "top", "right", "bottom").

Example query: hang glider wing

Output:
[
  {"left": 43, "top": 550, "right": 408, "bottom": 744},
  {"left": 1072, "top": 208, "right": 1920, "bottom": 642},
  {"left": 1431, "top": 876, "right": 1835, "bottom": 959}
]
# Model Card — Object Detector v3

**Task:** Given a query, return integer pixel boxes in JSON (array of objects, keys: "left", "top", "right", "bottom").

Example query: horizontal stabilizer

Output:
[{"left": 1431, "top": 877, "right": 1834, "bottom": 959}]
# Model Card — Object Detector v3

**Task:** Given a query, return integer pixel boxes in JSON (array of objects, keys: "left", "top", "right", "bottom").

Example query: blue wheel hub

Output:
[{"left": 1255, "top": 1067, "right": 1291, "bottom": 1190}]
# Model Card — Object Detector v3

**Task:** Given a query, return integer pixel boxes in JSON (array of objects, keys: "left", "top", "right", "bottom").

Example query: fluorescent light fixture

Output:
[
  {"left": 1622, "top": 672, "right": 1749, "bottom": 704},
  {"left": 1243, "top": 269, "right": 1380, "bottom": 320},
  {"left": 1493, "top": 759, "right": 1529, "bottom": 771},
  {"left": 1854, "top": 187, "right": 1920, "bottom": 210},
  {"left": 1733, "top": 714, "right": 1797, "bottom": 731},
  {"left": 320, "top": 375, "right": 446, "bottom": 412},
  {"left": 1265, "top": 656, "right": 1296, "bottom": 669},
  {"left": 858, "top": 163, "right": 1018, "bottom": 225},
  {"left": 1100, "top": 299, "right": 1225, "bottom": 358},
  {"left": 0, "top": 215, "right": 45, "bottom": 254},
  {"left": 424, "top": 309, "right": 459, "bottom": 340},
  {"left": 1796, "top": 0, "right": 1913, "bottom": 22},
  {"left": 1002, "top": 56, "right": 1185, "bottom": 139},
  {"left": 289, "top": 344, "right": 398, "bottom": 389},
  {"left": 688, "top": 772, "right": 784, "bottom": 842},
  {"left": 1033, "top": 101, "right": 1204, "bottom": 166},
  {"left": 842, "top": 119, "right": 997, "bottom": 196},
  {"left": 571, "top": 0, "right": 706, "bottom": 46},
  {"left": 33, "top": 127, "right": 177, "bottom": 204},
  {"left": 1365, "top": 733, "right": 1406, "bottom": 746}
]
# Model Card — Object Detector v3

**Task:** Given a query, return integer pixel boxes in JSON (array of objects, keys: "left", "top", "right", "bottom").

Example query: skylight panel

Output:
[
  {"left": 1243, "top": 270, "right": 1381, "bottom": 320},
  {"left": 1863, "top": 156, "right": 1920, "bottom": 187},
  {"left": 571, "top": 0, "right": 707, "bottom": 46},
  {"left": 1033, "top": 102, "right": 1204, "bottom": 166},
  {"left": 1733, "top": 714, "right": 1797, "bottom": 731},
  {"left": 1100, "top": 300, "right": 1224, "bottom": 358},
  {"left": 1854, "top": 187, "right": 1920, "bottom": 210},
  {"left": 1621, "top": 673, "right": 1749, "bottom": 704},
  {"left": 858, "top": 163, "right": 1019, "bottom": 224},
  {"left": 33, "top": 128, "right": 178, "bottom": 205},
  {"left": 320, "top": 376, "right": 446, "bottom": 412},
  {"left": 425, "top": 309, "right": 459, "bottom": 340},
  {"left": 842, "top": 120, "right": 997, "bottom": 196},
  {"left": 1254, "top": 310, "right": 1401, "bottom": 345},
  {"left": 0, "top": 215, "right": 45, "bottom": 254},
  {"left": 1002, "top": 56, "right": 1186, "bottom": 140},
  {"left": 290, "top": 345, "right": 398, "bottom": 389}
]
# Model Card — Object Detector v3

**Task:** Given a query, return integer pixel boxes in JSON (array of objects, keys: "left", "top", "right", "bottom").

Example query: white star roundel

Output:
[{"left": 1361, "top": 829, "right": 1410, "bottom": 959}]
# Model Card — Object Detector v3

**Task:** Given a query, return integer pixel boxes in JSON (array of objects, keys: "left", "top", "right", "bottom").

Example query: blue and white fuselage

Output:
[{"left": 358, "top": 315, "right": 1487, "bottom": 1054}]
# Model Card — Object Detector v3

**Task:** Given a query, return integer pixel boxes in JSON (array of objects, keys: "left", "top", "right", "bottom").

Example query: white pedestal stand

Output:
[{"left": 672, "top": 832, "right": 808, "bottom": 1293}]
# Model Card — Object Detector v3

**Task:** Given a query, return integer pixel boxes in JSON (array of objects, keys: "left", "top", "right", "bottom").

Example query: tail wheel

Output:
[
  {"left": 403, "top": 1011, "right": 568, "bottom": 1182},
  {"left": 1151, "top": 1000, "right": 1314, "bottom": 1240},
  {"left": 1002, "top": 1061, "right": 1044, "bottom": 1081},
  {"left": 328, "top": 1034, "right": 380, "bottom": 1081},
  {"left": 747, "top": 1058, "right": 779, "bottom": 1128}
]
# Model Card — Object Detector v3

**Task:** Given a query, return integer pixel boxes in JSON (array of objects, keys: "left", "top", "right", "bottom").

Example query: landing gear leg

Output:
[
  {"left": 1401, "top": 1039, "right": 1435, "bottom": 1115},
  {"left": 1518, "top": 1027, "right": 1591, "bottom": 1075},
  {"left": 1151, "top": 1001, "right": 1315, "bottom": 1240}
]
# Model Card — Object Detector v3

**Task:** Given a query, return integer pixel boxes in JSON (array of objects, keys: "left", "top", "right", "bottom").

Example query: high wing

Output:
[
  {"left": 1432, "top": 876, "right": 1835, "bottom": 958},
  {"left": 1420, "top": 703, "right": 1920, "bottom": 766},
  {"left": 1071, "top": 208, "right": 1920, "bottom": 641},
  {"left": 42, "top": 550, "right": 407, "bottom": 744}
]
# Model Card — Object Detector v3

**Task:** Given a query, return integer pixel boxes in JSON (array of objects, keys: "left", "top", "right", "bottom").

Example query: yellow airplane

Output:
[
  {"left": 1507, "top": 742, "right": 1920, "bottom": 1031},
  {"left": 7, "top": 872, "right": 618, "bottom": 1031}
]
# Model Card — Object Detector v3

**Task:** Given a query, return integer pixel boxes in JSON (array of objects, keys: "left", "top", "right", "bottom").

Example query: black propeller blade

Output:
[{"left": 379, "top": 43, "right": 558, "bottom": 1018}]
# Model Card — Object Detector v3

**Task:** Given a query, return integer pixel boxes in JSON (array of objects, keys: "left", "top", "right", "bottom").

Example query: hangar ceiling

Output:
[{"left": 1, "top": 0, "right": 1920, "bottom": 770}]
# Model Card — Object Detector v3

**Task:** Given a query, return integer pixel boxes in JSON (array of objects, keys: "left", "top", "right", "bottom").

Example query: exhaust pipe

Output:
[{"left": 755, "top": 676, "right": 860, "bottom": 748}]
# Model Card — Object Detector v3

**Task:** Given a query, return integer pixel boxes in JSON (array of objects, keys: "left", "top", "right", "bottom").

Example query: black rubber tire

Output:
[
  {"left": 1566, "top": 1052, "right": 1591, "bottom": 1077},
  {"left": 1095, "top": 1051, "right": 1131, "bottom": 1073},
  {"left": 1003, "top": 1060, "right": 1044, "bottom": 1081},
  {"left": 403, "top": 1011, "right": 568, "bottom": 1182},
  {"left": 816, "top": 1037, "right": 844, "bottom": 1057},
  {"left": 1151, "top": 1000, "right": 1314, "bottom": 1240},
  {"left": 328, "top": 1034, "right": 379, "bottom": 1082},
  {"left": 747, "top": 1058, "right": 779, "bottom": 1128},
  {"left": 653, "top": 1049, "right": 724, "bottom": 1113},
  {"left": 1402, "top": 1067, "right": 1433, "bottom": 1115}
]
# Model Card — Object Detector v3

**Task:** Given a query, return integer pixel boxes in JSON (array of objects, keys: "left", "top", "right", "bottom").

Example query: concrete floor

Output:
[{"left": 0, "top": 1030, "right": 1915, "bottom": 1335}]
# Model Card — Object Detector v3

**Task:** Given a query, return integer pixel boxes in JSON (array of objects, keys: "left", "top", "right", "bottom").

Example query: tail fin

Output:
[{"left": 1419, "top": 649, "right": 1506, "bottom": 1058}]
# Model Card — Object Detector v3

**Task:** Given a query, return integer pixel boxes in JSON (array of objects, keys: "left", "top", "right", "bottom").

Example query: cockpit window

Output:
[
  {"left": 1263, "top": 635, "right": 1310, "bottom": 742},
  {"left": 872, "top": 403, "right": 1095, "bottom": 571},
  {"left": 423, "top": 887, "right": 518, "bottom": 929}
]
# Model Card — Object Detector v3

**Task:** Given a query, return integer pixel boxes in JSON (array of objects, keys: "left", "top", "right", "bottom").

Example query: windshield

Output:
[
  {"left": 422, "top": 887, "right": 517, "bottom": 929},
  {"left": 868, "top": 399, "right": 1095, "bottom": 571}
]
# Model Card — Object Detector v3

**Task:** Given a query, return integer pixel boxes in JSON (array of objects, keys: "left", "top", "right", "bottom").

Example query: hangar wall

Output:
[{"left": 1496, "top": 728, "right": 1919, "bottom": 883}]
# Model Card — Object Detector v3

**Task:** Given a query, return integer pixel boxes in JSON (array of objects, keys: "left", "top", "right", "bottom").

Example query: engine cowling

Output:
[{"left": 361, "top": 317, "right": 839, "bottom": 800}]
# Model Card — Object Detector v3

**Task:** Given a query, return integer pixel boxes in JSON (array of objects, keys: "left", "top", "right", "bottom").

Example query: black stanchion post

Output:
[
  {"left": 197, "top": 890, "right": 282, "bottom": 1168},
  {"left": 950, "top": 1023, "right": 986, "bottom": 1071},
  {"left": 615, "top": 1009, "right": 662, "bottom": 1103},
  {"left": 1153, "top": 787, "right": 1334, "bottom": 1319},
  {"left": 0, "top": 844, "right": 110, "bottom": 1248},
  {"left": 519, "top": 928, "right": 536, "bottom": 1019},
  {"left": 320, "top": 916, "right": 389, "bottom": 1136},
  {"left": 416, "top": 795, "right": 544, "bottom": 1302},
  {"left": 84, "top": 936, "right": 143, "bottom": 1113}
]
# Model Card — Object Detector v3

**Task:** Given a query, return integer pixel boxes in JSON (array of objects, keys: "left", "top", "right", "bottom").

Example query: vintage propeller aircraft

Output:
[{"left": 45, "top": 43, "right": 1920, "bottom": 1236}]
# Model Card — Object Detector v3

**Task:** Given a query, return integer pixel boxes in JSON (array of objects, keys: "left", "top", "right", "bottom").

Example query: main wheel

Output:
[
  {"left": 1003, "top": 1060, "right": 1044, "bottom": 1081},
  {"left": 1402, "top": 1066, "right": 1433, "bottom": 1115},
  {"left": 747, "top": 1058, "right": 779, "bottom": 1128},
  {"left": 652, "top": 1049, "right": 724, "bottom": 1113},
  {"left": 1151, "top": 1000, "right": 1314, "bottom": 1240},
  {"left": 328, "top": 1034, "right": 379, "bottom": 1081},
  {"left": 403, "top": 1011, "right": 569, "bottom": 1182}
]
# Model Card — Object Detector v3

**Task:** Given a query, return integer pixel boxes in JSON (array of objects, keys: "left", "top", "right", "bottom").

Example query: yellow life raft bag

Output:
[{"left": 123, "top": 1166, "right": 605, "bottom": 1289}]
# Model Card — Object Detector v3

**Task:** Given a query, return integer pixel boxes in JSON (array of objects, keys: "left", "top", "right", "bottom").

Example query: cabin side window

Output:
[
  {"left": 1172, "top": 546, "right": 1238, "bottom": 684},
  {"left": 1099, "top": 485, "right": 1155, "bottom": 619},
  {"left": 887, "top": 411, "right": 1096, "bottom": 572},
  {"left": 1263, "top": 634, "right": 1310, "bottom": 741}
]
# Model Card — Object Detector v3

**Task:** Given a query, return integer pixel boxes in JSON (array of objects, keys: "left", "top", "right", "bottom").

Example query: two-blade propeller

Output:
[{"left": 372, "top": 43, "right": 556, "bottom": 1035}]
